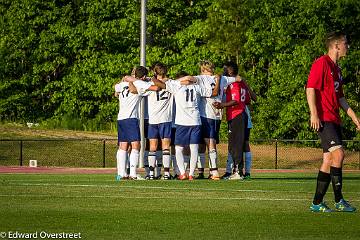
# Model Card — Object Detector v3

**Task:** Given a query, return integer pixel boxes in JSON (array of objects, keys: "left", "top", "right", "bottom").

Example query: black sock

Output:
[
  {"left": 313, "top": 171, "right": 331, "bottom": 205},
  {"left": 330, "top": 166, "right": 343, "bottom": 203}
]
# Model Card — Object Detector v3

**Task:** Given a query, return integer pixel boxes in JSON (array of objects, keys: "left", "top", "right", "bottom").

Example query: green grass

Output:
[{"left": 0, "top": 172, "right": 359, "bottom": 239}]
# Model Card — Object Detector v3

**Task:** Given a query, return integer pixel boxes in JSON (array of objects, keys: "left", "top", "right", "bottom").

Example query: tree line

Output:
[{"left": 0, "top": 0, "right": 359, "bottom": 141}]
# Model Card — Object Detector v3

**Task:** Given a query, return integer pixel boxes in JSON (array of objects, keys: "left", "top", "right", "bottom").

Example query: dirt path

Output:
[{"left": 0, "top": 124, "right": 116, "bottom": 139}]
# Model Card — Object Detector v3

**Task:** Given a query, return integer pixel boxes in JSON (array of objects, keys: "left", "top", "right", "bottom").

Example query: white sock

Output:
[
  {"left": 245, "top": 152, "right": 252, "bottom": 174},
  {"left": 209, "top": 149, "right": 217, "bottom": 174},
  {"left": 129, "top": 149, "right": 139, "bottom": 178},
  {"left": 189, "top": 144, "right": 199, "bottom": 177},
  {"left": 175, "top": 145, "right": 185, "bottom": 174},
  {"left": 116, "top": 149, "right": 127, "bottom": 177},
  {"left": 125, "top": 152, "right": 130, "bottom": 177},
  {"left": 148, "top": 151, "right": 156, "bottom": 176},
  {"left": 163, "top": 149, "right": 171, "bottom": 176},
  {"left": 226, "top": 154, "right": 233, "bottom": 173}
]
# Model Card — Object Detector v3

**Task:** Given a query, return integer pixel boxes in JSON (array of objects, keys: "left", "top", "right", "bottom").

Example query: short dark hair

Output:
[
  {"left": 325, "top": 31, "right": 346, "bottom": 49},
  {"left": 134, "top": 66, "right": 148, "bottom": 79},
  {"left": 223, "top": 61, "right": 238, "bottom": 76},
  {"left": 175, "top": 71, "right": 189, "bottom": 79}
]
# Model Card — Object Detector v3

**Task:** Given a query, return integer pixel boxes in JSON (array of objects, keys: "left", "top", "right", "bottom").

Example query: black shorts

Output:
[
  {"left": 245, "top": 128, "right": 251, "bottom": 141},
  {"left": 317, "top": 122, "right": 342, "bottom": 153}
]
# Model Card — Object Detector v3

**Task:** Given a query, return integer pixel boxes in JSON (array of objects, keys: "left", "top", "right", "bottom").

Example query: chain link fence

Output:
[{"left": 0, "top": 139, "right": 359, "bottom": 170}]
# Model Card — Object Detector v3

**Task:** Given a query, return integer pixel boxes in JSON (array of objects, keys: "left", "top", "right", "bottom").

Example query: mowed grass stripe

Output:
[
  {"left": 0, "top": 193, "right": 315, "bottom": 201},
  {"left": 0, "top": 181, "right": 328, "bottom": 194},
  {"left": 1, "top": 182, "right": 359, "bottom": 203},
  {"left": 3, "top": 182, "right": 360, "bottom": 195}
]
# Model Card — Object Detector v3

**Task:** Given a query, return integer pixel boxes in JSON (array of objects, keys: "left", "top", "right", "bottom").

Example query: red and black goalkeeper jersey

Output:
[{"left": 225, "top": 81, "right": 250, "bottom": 121}]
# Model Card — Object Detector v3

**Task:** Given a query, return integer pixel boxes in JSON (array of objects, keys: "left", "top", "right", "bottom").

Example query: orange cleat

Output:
[
  {"left": 210, "top": 175, "right": 220, "bottom": 181},
  {"left": 178, "top": 173, "right": 188, "bottom": 180}
]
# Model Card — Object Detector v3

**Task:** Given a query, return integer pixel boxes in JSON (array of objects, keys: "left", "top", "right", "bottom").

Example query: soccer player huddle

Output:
[{"left": 114, "top": 60, "right": 256, "bottom": 181}]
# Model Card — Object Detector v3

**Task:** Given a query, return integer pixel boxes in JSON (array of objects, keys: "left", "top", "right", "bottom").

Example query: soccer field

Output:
[{"left": 0, "top": 173, "right": 359, "bottom": 240}]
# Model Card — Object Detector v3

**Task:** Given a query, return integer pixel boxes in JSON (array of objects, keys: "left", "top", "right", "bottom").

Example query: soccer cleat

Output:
[
  {"left": 209, "top": 175, "right": 220, "bottom": 181},
  {"left": 163, "top": 174, "right": 171, "bottom": 180},
  {"left": 310, "top": 202, "right": 333, "bottom": 212},
  {"left": 195, "top": 173, "right": 205, "bottom": 179},
  {"left": 334, "top": 199, "right": 356, "bottom": 212},
  {"left": 149, "top": 175, "right": 155, "bottom": 180},
  {"left": 207, "top": 174, "right": 213, "bottom": 179},
  {"left": 228, "top": 172, "right": 244, "bottom": 180},
  {"left": 244, "top": 173, "right": 251, "bottom": 180},
  {"left": 145, "top": 175, "right": 150, "bottom": 180},
  {"left": 221, "top": 172, "right": 231, "bottom": 179},
  {"left": 172, "top": 174, "right": 179, "bottom": 180},
  {"left": 178, "top": 173, "right": 188, "bottom": 180},
  {"left": 115, "top": 175, "right": 122, "bottom": 181},
  {"left": 155, "top": 174, "right": 163, "bottom": 180},
  {"left": 136, "top": 174, "right": 146, "bottom": 180},
  {"left": 188, "top": 175, "right": 194, "bottom": 181},
  {"left": 128, "top": 175, "right": 145, "bottom": 181}
]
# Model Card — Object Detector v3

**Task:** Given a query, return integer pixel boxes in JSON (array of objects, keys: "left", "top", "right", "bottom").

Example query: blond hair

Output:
[{"left": 199, "top": 60, "right": 215, "bottom": 74}]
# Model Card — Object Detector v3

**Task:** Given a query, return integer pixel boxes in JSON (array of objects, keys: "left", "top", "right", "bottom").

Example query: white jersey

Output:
[
  {"left": 196, "top": 75, "right": 236, "bottom": 120},
  {"left": 115, "top": 80, "right": 152, "bottom": 120},
  {"left": 165, "top": 80, "right": 212, "bottom": 126},
  {"left": 147, "top": 81, "right": 173, "bottom": 124}
]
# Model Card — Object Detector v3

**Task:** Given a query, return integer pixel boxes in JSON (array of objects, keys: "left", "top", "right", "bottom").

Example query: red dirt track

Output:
[{"left": 0, "top": 166, "right": 116, "bottom": 174}]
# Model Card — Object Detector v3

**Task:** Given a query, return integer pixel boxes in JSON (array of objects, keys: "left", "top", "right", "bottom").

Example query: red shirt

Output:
[
  {"left": 225, "top": 81, "right": 250, "bottom": 121},
  {"left": 306, "top": 55, "right": 344, "bottom": 124}
]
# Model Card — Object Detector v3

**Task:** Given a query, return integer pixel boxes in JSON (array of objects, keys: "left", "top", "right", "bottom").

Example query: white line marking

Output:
[
  {"left": 2, "top": 182, "right": 360, "bottom": 195},
  {"left": 0, "top": 194, "right": 313, "bottom": 201}
]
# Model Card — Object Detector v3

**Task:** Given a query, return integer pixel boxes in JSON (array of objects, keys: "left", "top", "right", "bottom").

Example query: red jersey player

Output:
[
  {"left": 307, "top": 32, "right": 360, "bottom": 212},
  {"left": 213, "top": 63, "right": 250, "bottom": 180}
]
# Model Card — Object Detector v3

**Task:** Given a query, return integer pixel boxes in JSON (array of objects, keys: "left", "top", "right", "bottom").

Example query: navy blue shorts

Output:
[
  {"left": 117, "top": 118, "right": 140, "bottom": 143},
  {"left": 201, "top": 117, "right": 221, "bottom": 143},
  {"left": 148, "top": 122, "right": 172, "bottom": 139},
  {"left": 174, "top": 125, "right": 202, "bottom": 145}
]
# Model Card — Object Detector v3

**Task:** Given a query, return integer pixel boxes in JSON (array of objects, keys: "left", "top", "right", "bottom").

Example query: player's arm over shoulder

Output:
[
  {"left": 133, "top": 80, "right": 159, "bottom": 94},
  {"left": 211, "top": 74, "right": 221, "bottom": 97},
  {"left": 178, "top": 75, "right": 197, "bottom": 85}
]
